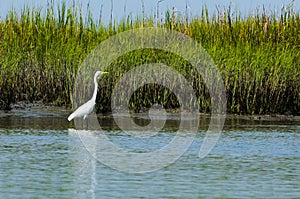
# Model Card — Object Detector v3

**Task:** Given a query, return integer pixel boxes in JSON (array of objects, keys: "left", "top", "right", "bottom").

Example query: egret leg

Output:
[{"left": 86, "top": 117, "right": 89, "bottom": 129}]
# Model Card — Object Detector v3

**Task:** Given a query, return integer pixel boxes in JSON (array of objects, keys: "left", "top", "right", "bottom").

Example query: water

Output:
[{"left": 0, "top": 107, "right": 299, "bottom": 198}]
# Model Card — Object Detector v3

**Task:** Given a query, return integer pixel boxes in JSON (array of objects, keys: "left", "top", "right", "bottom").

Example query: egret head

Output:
[{"left": 95, "top": 71, "right": 109, "bottom": 77}]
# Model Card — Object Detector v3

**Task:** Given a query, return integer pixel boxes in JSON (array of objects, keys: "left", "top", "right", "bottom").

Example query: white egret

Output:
[{"left": 68, "top": 71, "right": 109, "bottom": 121}]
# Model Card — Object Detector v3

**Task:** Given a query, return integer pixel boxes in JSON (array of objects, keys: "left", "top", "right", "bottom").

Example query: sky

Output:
[{"left": 0, "top": 0, "right": 299, "bottom": 24}]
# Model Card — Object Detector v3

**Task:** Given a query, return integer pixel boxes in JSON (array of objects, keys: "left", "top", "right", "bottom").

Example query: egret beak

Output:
[{"left": 102, "top": 72, "right": 109, "bottom": 75}]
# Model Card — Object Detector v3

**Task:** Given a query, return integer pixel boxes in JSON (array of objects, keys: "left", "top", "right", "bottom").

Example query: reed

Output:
[{"left": 0, "top": 2, "right": 299, "bottom": 115}]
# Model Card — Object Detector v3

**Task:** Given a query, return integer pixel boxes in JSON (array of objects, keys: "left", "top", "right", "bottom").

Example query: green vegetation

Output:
[{"left": 0, "top": 3, "right": 299, "bottom": 115}]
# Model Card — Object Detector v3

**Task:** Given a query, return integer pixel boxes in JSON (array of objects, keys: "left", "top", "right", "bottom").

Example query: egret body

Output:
[{"left": 68, "top": 71, "right": 109, "bottom": 121}]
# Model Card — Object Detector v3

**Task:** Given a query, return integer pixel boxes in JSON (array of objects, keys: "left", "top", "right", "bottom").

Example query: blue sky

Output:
[{"left": 0, "top": 0, "right": 299, "bottom": 24}]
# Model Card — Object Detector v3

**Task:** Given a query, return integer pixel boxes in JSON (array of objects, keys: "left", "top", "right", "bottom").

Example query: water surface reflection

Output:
[{"left": 0, "top": 108, "right": 299, "bottom": 198}]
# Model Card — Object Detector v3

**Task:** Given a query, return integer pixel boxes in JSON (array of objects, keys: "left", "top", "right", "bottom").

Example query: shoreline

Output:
[{"left": 2, "top": 101, "right": 300, "bottom": 122}]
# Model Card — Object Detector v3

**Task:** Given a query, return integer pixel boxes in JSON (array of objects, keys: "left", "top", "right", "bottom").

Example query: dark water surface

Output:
[{"left": 0, "top": 107, "right": 299, "bottom": 198}]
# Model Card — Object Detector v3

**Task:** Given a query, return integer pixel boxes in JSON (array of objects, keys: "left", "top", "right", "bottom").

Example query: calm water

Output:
[{"left": 0, "top": 107, "right": 299, "bottom": 198}]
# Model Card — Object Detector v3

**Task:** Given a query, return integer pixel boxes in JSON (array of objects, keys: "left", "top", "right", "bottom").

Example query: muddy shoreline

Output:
[{"left": 1, "top": 101, "right": 300, "bottom": 122}]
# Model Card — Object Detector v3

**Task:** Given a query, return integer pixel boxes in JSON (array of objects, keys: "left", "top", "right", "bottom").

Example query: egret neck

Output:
[{"left": 91, "top": 72, "right": 99, "bottom": 103}]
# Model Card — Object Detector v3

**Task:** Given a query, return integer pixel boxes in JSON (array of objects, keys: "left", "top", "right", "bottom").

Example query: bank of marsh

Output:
[{"left": 0, "top": 3, "right": 299, "bottom": 115}]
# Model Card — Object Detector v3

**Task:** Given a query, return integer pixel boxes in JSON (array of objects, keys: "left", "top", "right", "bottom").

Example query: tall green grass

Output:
[{"left": 0, "top": 3, "right": 299, "bottom": 115}]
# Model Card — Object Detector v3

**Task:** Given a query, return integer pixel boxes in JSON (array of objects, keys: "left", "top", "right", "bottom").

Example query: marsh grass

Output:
[{"left": 0, "top": 2, "right": 299, "bottom": 115}]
